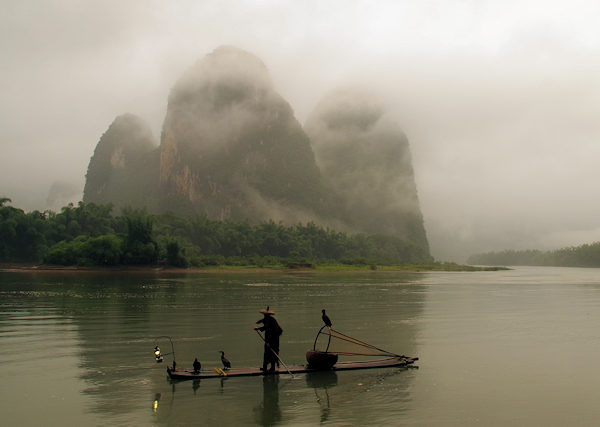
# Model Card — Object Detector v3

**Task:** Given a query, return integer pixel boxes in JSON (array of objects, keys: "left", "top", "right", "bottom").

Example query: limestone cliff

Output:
[
  {"left": 158, "top": 46, "right": 324, "bottom": 221},
  {"left": 305, "top": 89, "right": 430, "bottom": 254},
  {"left": 83, "top": 114, "right": 159, "bottom": 209},
  {"left": 82, "top": 47, "right": 430, "bottom": 259}
]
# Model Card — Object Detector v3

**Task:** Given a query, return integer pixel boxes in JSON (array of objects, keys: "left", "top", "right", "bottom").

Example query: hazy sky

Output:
[{"left": 1, "top": 0, "right": 599, "bottom": 261}]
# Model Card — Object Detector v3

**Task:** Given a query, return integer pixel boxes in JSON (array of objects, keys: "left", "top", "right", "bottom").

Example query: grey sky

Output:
[{"left": 1, "top": 0, "right": 599, "bottom": 261}]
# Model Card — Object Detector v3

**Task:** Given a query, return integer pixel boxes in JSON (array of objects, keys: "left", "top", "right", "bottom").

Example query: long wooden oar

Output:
[{"left": 255, "top": 330, "right": 295, "bottom": 378}]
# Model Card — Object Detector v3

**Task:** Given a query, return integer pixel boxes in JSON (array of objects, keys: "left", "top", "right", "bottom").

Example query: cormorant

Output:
[
  {"left": 322, "top": 309, "right": 332, "bottom": 327},
  {"left": 220, "top": 351, "right": 231, "bottom": 370},
  {"left": 193, "top": 358, "right": 201, "bottom": 374}
]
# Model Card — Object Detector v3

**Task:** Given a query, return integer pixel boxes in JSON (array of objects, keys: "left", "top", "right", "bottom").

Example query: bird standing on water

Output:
[
  {"left": 322, "top": 309, "right": 332, "bottom": 327},
  {"left": 220, "top": 351, "right": 231, "bottom": 370}
]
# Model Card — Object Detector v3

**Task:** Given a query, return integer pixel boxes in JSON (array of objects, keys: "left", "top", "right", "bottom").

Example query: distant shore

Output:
[{"left": 0, "top": 262, "right": 508, "bottom": 274}]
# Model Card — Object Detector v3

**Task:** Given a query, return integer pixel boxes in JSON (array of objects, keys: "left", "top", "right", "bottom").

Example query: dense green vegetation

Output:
[
  {"left": 468, "top": 243, "right": 600, "bottom": 267},
  {"left": 0, "top": 197, "right": 433, "bottom": 268}
]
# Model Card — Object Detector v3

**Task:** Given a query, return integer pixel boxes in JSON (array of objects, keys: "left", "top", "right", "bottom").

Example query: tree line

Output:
[
  {"left": 467, "top": 243, "right": 600, "bottom": 268},
  {"left": 0, "top": 197, "right": 432, "bottom": 267}
]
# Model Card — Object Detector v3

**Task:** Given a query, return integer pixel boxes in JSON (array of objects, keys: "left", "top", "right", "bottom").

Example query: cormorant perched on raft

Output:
[
  {"left": 322, "top": 309, "right": 332, "bottom": 327},
  {"left": 193, "top": 358, "right": 201, "bottom": 374},
  {"left": 220, "top": 351, "right": 231, "bottom": 370}
]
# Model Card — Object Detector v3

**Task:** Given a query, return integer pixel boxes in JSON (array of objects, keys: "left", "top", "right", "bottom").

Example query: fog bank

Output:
[{"left": 2, "top": 0, "right": 599, "bottom": 261}]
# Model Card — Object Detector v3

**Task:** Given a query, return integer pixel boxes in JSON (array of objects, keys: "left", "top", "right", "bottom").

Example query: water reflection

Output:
[
  {"left": 306, "top": 371, "right": 338, "bottom": 423},
  {"left": 10, "top": 267, "right": 600, "bottom": 425},
  {"left": 152, "top": 393, "right": 160, "bottom": 413},
  {"left": 1, "top": 271, "right": 425, "bottom": 425},
  {"left": 253, "top": 376, "right": 282, "bottom": 426}
]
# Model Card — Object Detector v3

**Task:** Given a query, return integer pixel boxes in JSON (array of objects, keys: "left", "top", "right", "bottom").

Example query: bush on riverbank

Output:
[
  {"left": 0, "top": 198, "right": 433, "bottom": 267},
  {"left": 468, "top": 243, "right": 600, "bottom": 268}
]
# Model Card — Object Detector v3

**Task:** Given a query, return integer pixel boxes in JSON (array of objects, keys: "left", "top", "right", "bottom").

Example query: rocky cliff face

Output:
[
  {"left": 158, "top": 45, "right": 324, "bottom": 221},
  {"left": 83, "top": 114, "right": 159, "bottom": 209},
  {"left": 82, "top": 47, "right": 430, "bottom": 258},
  {"left": 305, "top": 89, "right": 429, "bottom": 253}
]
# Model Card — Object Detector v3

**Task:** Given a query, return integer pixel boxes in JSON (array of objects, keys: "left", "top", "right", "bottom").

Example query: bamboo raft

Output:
[{"left": 166, "top": 356, "right": 418, "bottom": 380}]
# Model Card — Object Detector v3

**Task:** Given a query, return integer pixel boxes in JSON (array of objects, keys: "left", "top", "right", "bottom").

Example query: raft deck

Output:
[{"left": 166, "top": 356, "right": 418, "bottom": 380}]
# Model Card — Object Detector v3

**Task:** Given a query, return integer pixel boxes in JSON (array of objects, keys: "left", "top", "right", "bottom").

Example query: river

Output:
[{"left": 1, "top": 267, "right": 600, "bottom": 426}]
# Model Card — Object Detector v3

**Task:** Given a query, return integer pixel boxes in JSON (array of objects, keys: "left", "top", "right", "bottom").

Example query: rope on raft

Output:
[{"left": 313, "top": 327, "right": 405, "bottom": 358}]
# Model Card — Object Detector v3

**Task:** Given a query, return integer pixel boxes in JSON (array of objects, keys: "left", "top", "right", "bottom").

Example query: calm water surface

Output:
[{"left": 2, "top": 267, "right": 600, "bottom": 426}]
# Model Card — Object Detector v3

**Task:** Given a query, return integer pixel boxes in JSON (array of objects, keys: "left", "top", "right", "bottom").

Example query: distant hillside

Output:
[
  {"left": 158, "top": 45, "right": 325, "bottom": 221},
  {"left": 82, "top": 46, "right": 431, "bottom": 262},
  {"left": 83, "top": 114, "right": 159, "bottom": 209},
  {"left": 468, "top": 242, "right": 600, "bottom": 267},
  {"left": 305, "top": 89, "right": 429, "bottom": 256}
]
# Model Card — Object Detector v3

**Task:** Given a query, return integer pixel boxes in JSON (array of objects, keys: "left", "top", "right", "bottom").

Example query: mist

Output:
[{"left": 1, "top": 0, "right": 599, "bottom": 261}]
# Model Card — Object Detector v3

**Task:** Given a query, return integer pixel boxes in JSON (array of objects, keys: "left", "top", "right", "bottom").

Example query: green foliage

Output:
[
  {"left": 44, "top": 236, "right": 88, "bottom": 265},
  {"left": 165, "top": 239, "right": 188, "bottom": 267},
  {"left": 82, "top": 235, "right": 123, "bottom": 265},
  {"left": 106, "top": 208, "right": 159, "bottom": 265},
  {"left": 0, "top": 198, "right": 434, "bottom": 267},
  {"left": 468, "top": 243, "right": 600, "bottom": 268},
  {"left": 0, "top": 201, "right": 49, "bottom": 261}
]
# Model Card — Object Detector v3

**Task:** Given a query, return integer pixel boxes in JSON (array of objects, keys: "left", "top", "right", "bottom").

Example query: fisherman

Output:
[
  {"left": 193, "top": 358, "right": 201, "bottom": 374},
  {"left": 253, "top": 306, "right": 283, "bottom": 373}
]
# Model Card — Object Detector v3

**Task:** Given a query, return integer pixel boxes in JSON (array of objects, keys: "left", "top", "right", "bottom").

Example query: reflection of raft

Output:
[{"left": 166, "top": 356, "right": 418, "bottom": 380}]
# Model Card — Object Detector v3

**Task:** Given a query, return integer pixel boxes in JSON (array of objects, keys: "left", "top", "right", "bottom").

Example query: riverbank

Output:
[{"left": 0, "top": 262, "right": 508, "bottom": 274}]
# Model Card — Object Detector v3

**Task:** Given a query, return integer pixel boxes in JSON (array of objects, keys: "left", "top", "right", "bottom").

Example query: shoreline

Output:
[
  {"left": 0, "top": 263, "right": 507, "bottom": 274},
  {"left": 0, "top": 263, "right": 419, "bottom": 274},
  {"left": 0, "top": 263, "right": 295, "bottom": 274}
]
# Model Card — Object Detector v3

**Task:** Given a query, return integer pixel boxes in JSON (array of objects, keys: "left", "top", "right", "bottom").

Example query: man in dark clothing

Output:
[{"left": 253, "top": 307, "right": 283, "bottom": 373}]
